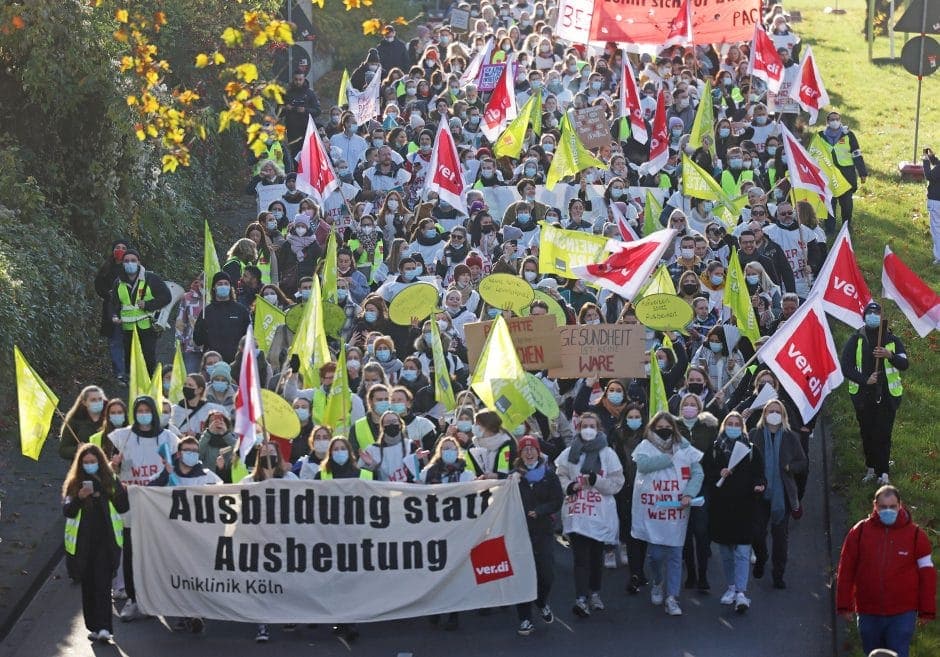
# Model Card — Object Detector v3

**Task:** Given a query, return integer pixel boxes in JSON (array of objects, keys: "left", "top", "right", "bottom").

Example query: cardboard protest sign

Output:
[
  {"left": 465, "top": 314, "right": 561, "bottom": 370},
  {"left": 573, "top": 106, "right": 612, "bottom": 149},
  {"left": 548, "top": 321, "right": 646, "bottom": 379}
]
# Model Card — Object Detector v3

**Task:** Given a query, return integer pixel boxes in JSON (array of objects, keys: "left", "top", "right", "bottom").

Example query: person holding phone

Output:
[
  {"left": 923, "top": 146, "right": 940, "bottom": 265},
  {"left": 62, "top": 444, "right": 129, "bottom": 643}
]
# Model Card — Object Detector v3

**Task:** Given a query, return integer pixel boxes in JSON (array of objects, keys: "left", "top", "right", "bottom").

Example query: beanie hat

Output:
[
  {"left": 211, "top": 271, "right": 231, "bottom": 286},
  {"left": 517, "top": 435, "right": 540, "bottom": 453},
  {"left": 465, "top": 253, "right": 483, "bottom": 268},
  {"left": 208, "top": 361, "right": 233, "bottom": 383}
]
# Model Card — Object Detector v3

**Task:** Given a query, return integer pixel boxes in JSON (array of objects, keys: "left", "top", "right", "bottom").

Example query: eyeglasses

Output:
[{"left": 751, "top": 210, "right": 767, "bottom": 216}]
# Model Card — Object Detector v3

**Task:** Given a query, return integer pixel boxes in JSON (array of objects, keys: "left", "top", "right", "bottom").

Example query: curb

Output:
[
  {"left": 819, "top": 406, "right": 849, "bottom": 657},
  {"left": 0, "top": 517, "right": 65, "bottom": 641}
]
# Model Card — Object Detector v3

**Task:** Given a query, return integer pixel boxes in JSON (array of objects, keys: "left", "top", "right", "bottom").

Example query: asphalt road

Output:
[{"left": 0, "top": 428, "right": 838, "bottom": 657}]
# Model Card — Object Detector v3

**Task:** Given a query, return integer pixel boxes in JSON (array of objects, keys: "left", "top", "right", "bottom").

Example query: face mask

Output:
[
  {"left": 123, "top": 262, "right": 139, "bottom": 275},
  {"left": 403, "top": 269, "right": 419, "bottom": 282},
  {"left": 878, "top": 508, "right": 898, "bottom": 526},
  {"left": 864, "top": 313, "right": 881, "bottom": 329},
  {"left": 680, "top": 247, "right": 695, "bottom": 260},
  {"left": 423, "top": 228, "right": 438, "bottom": 240},
  {"left": 765, "top": 411, "right": 783, "bottom": 426},
  {"left": 591, "top": 81, "right": 602, "bottom": 91},
  {"left": 828, "top": 120, "right": 841, "bottom": 131},
  {"left": 516, "top": 213, "right": 531, "bottom": 224},
  {"left": 332, "top": 449, "right": 349, "bottom": 466},
  {"left": 370, "top": 398, "right": 390, "bottom": 414},
  {"left": 729, "top": 158, "right": 743, "bottom": 169},
  {"left": 586, "top": 318, "right": 601, "bottom": 325},
  {"left": 215, "top": 285, "right": 231, "bottom": 299},
  {"left": 767, "top": 146, "right": 778, "bottom": 157},
  {"left": 401, "top": 366, "right": 419, "bottom": 382},
  {"left": 181, "top": 451, "right": 200, "bottom": 467},
  {"left": 347, "top": 123, "right": 358, "bottom": 134},
  {"left": 725, "top": 426, "right": 743, "bottom": 440},
  {"left": 625, "top": 417, "right": 643, "bottom": 431},
  {"left": 266, "top": 220, "right": 279, "bottom": 232},
  {"left": 681, "top": 283, "right": 700, "bottom": 295},
  {"left": 383, "top": 423, "right": 401, "bottom": 438},
  {"left": 335, "top": 289, "right": 349, "bottom": 303},
  {"left": 294, "top": 407, "right": 310, "bottom": 423},
  {"left": 487, "top": 308, "right": 501, "bottom": 318},
  {"left": 523, "top": 271, "right": 537, "bottom": 282},
  {"left": 524, "top": 166, "right": 537, "bottom": 177},
  {"left": 109, "top": 413, "right": 125, "bottom": 426},
  {"left": 87, "top": 400, "right": 105, "bottom": 415},
  {"left": 753, "top": 115, "right": 768, "bottom": 126},
  {"left": 607, "top": 391, "right": 624, "bottom": 405},
  {"left": 710, "top": 274, "right": 725, "bottom": 286},
  {"left": 360, "top": 224, "right": 376, "bottom": 235},
  {"left": 135, "top": 412, "right": 153, "bottom": 426},
  {"left": 671, "top": 128, "right": 682, "bottom": 138},
  {"left": 441, "top": 448, "right": 459, "bottom": 465},
  {"left": 709, "top": 342, "right": 723, "bottom": 353},
  {"left": 703, "top": 202, "right": 714, "bottom": 214},
  {"left": 658, "top": 358, "right": 667, "bottom": 370},
  {"left": 295, "top": 226, "right": 308, "bottom": 237},
  {"left": 580, "top": 427, "right": 597, "bottom": 441},
  {"left": 743, "top": 274, "right": 761, "bottom": 286},
  {"left": 678, "top": 98, "right": 690, "bottom": 109},
  {"left": 718, "top": 127, "right": 731, "bottom": 138},
  {"left": 654, "top": 427, "right": 673, "bottom": 440},
  {"left": 364, "top": 310, "right": 378, "bottom": 323},
  {"left": 313, "top": 439, "right": 331, "bottom": 455},
  {"left": 331, "top": 114, "right": 341, "bottom": 124},
  {"left": 742, "top": 160, "right": 753, "bottom": 170},
  {"left": 372, "top": 138, "right": 384, "bottom": 148},
  {"left": 338, "top": 167, "right": 350, "bottom": 176},
  {"left": 687, "top": 382, "right": 705, "bottom": 395},
  {"left": 681, "top": 406, "right": 698, "bottom": 420}
]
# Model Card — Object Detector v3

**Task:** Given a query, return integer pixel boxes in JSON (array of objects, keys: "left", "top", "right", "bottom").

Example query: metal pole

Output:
[
  {"left": 912, "top": 0, "right": 928, "bottom": 162},
  {"left": 867, "top": 0, "right": 875, "bottom": 61},
  {"left": 286, "top": 0, "right": 293, "bottom": 80},
  {"left": 889, "top": 0, "right": 895, "bottom": 58}
]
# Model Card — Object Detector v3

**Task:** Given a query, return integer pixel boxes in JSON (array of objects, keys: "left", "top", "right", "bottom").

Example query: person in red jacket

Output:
[{"left": 836, "top": 485, "right": 936, "bottom": 657}]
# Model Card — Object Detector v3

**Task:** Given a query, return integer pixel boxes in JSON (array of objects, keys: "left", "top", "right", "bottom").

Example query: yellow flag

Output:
[
  {"left": 681, "top": 154, "right": 723, "bottom": 202},
  {"left": 321, "top": 231, "right": 338, "bottom": 305},
  {"left": 494, "top": 93, "right": 540, "bottom": 159},
  {"left": 253, "top": 296, "right": 286, "bottom": 352},
  {"left": 323, "top": 343, "right": 352, "bottom": 434},
  {"left": 643, "top": 189, "right": 663, "bottom": 237},
  {"left": 538, "top": 222, "right": 609, "bottom": 279},
  {"left": 338, "top": 68, "right": 350, "bottom": 107},
  {"left": 289, "top": 277, "right": 330, "bottom": 387},
  {"left": 431, "top": 320, "right": 457, "bottom": 411},
  {"left": 128, "top": 327, "right": 151, "bottom": 406},
  {"left": 470, "top": 315, "right": 536, "bottom": 431},
  {"left": 204, "top": 220, "right": 221, "bottom": 284},
  {"left": 545, "top": 111, "right": 607, "bottom": 191},
  {"left": 14, "top": 346, "right": 60, "bottom": 461},
  {"left": 648, "top": 349, "right": 669, "bottom": 417},
  {"left": 636, "top": 264, "right": 677, "bottom": 300},
  {"left": 168, "top": 340, "right": 186, "bottom": 405},
  {"left": 790, "top": 185, "right": 827, "bottom": 220},
  {"left": 725, "top": 247, "right": 761, "bottom": 345},
  {"left": 808, "top": 134, "right": 852, "bottom": 197},
  {"left": 149, "top": 363, "right": 164, "bottom": 414},
  {"left": 689, "top": 80, "right": 715, "bottom": 158}
]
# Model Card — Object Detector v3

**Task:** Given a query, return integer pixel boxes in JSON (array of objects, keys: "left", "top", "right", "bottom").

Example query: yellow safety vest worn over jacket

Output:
[
  {"left": 117, "top": 279, "right": 155, "bottom": 331},
  {"left": 64, "top": 502, "right": 124, "bottom": 555}
]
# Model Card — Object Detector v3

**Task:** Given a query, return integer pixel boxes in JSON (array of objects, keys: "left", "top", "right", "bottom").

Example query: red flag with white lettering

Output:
[
  {"left": 793, "top": 46, "right": 829, "bottom": 125},
  {"left": 747, "top": 24, "right": 784, "bottom": 93},
  {"left": 661, "top": 0, "right": 693, "bottom": 50},
  {"left": 234, "top": 325, "right": 264, "bottom": 460},
  {"left": 295, "top": 116, "right": 339, "bottom": 202},
  {"left": 758, "top": 295, "right": 843, "bottom": 423},
  {"left": 620, "top": 51, "right": 647, "bottom": 145},
  {"left": 424, "top": 116, "right": 468, "bottom": 216},
  {"left": 780, "top": 124, "right": 832, "bottom": 209},
  {"left": 611, "top": 202, "right": 639, "bottom": 242},
  {"left": 809, "top": 223, "right": 872, "bottom": 328},
  {"left": 572, "top": 228, "right": 676, "bottom": 300},
  {"left": 882, "top": 246, "right": 940, "bottom": 337},
  {"left": 641, "top": 90, "right": 669, "bottom": 176},
  {"left": 481, "top": 58, "right": 518, "bottom": 142}
]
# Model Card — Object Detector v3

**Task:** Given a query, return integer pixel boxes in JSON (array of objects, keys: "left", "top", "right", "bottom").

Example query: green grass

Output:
[{"left": 794, "top": 1, "right": 940, "bottom": 654}]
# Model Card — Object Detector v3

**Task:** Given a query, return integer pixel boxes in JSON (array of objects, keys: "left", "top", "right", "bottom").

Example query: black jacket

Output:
[
  {"left": 757, "top": 236, "right": 797, "bottom": 294},
  {"left": 63, "top": 477, "right": 129, "bottom": 576},
  {"left": 376, "top": 38, "right": 411, "bottom": 73},
  {"left": 193, "top": 300, "right": 251, "bottom": 362},
  {"left": 281, "top": 84, "right": 321, "bottom": 143},
  {"left": 924, "top": 154, "right": 940, "bottom": 202},
  {"left": 840, "top": 324, "right": 908, "bottom": 410},
  {"left": 94, "top": 260, "right": 126, "bottom": 337},
  {"left": 517, "top": 459, "right": 563, "bottom": 537},
  {"left": 108, "top": 269, "right": 172, "bottom": 327}
]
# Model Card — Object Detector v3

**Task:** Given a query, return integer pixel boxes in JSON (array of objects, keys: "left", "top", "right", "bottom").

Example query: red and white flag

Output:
[
  {"left": 611, "top": 202, "right": 639, "bottom": 242},
  {"left": 461, "top": 37, "right": 494, "bottom": 87},
  {"left": 481, "top": 57, "right": 518, "bottom": 142},
  {"left": 792, "top": 46, "right": 829, "bottom": 125},
  {"left": 234, "top": 325, "right": 264, "bottom": 460},
  {"left": 747, "top": 24, "right": 784, "bottom": 93},
  {"left": 620, "top": 50, "right": 647, "bottom": 145},
  {"left": 661, "top": 0, "right": 693, "bottom": 51},
  {"left": 882, "top": 246, "right": 940, "bottom": 337},
  {"left": 295, "top": 116, "right": 339, "bottom": 202},
  {"left": 641, "top": 89, "right": 669, "bottom": 176},
  {"left": 810, "top": 222, "right": 872, "bottom": 328},
  {"left": 424, "top": 116, "right": 468, "bottom": 216},
  {"left": 572, "top": 228, "right": 676, "bottom": 300},
  {"left": 780, "top": 124, "right": 832, "bottom": 209},
  {"left": 758, "top": 294, "right": 843, "bottom": 423}
]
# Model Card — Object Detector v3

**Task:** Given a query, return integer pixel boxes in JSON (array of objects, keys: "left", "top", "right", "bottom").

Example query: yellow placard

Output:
[
  {"left": 526, "top": 373, "right": 559, "bottom": 420},
  {"left": 259, "top": 389, "right": 301, "bottom": 438},
  {"left": 388, "top": 282, "right": 440, "bottom": 326},
  {"left": 519, "top": 290, "right": 567, "bottom": 326},
  {"left": 634, "top": 293, "right": 694, "bottom": 332},
  {"left": 479, "top": 273, "right": 535, "bottom": 313},
  {"left": 285, "top": 304, "right": 305, "bottom": 334},
  {"left": 323, "top": 301, "right": 346, "bottom": 337}
]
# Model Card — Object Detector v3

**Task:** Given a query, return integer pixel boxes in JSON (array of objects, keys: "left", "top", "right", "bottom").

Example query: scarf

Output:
[
  {"left": 358, "top": 229, "right": 379, "bottom": 255},
  {"left": 567, "top": 433, "right": 608, "bottom": 474},
  {"left": 524, "top": 461, "right": 546, "bottom": 483},
  {"left": 762, "top": 426, "right": 787, "bottom": 523},
  {"left": 600, "top": 395, "right": 626, "bottom": 420},
  {"left": 647, "top": 432, "right": 675, "bottom": 454},
  {"left": 287, "top": 232, "right": 316, "bottom": 261}
]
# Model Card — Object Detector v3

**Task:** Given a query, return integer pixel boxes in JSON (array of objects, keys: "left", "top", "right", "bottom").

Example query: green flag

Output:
[
  {"left": 494, "top": 93, "right": 538, "bottom": 159},
  {"left": 648, "top": 349, "right": 669, "bottom": 417},
  {"left": 203, "top": 220, "right": 221, "bottom": 284},
  {"left": 14, "top": 346, "right": 60, "bottom": 461},
  {"left": 529, "top": 91, "right": 542, "bottom": 136},
  {"left": 431, "top": 320, "right": 457, "bottom": 412},
  {"left": 321, "top": 231, "right": 338, "bottom": 305},
  {"left": 323, "top": 343, "right": 352, "bottom": 434},
  {"left": 168, "top": 340, "right": 186, "bottom": 406},
  {"left": 689, "top": 80, "right": 715, "bottom": 158},
  {"left": 253, "top": 296, "right": 286, "bottom": 351},
  {"left": 725, "top": 247, "right": 761, "bottom": 345},
  {"left": 288, "top": 276, "right": 330, "bottom": 388},
  {"left": 128, "top": 327, "right": 151, "bottom": 406},
  {"left": 149, "top": 363, "right": 164, "bottom": 415},
  {"left": 643, "top": 189, "right": 663, "bottom": 237},
  {"left": 338, "top": 68, "right": 350, "bottom": 107},
  {"left": 636, "top": 264, "right": 677, "bottom": 301},
  {"left": 470, "top": 315, "right": 536, "bottom": 431},
  {"left": 545, "top": 111, "right": 607, "bottom": 191}
]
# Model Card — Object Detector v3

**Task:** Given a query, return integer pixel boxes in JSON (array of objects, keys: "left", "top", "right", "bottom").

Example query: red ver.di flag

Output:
[
  {"left": 572, "top": 229, "right": 676, "bottom": 301},
  {"left": 748, "top": 23, "right": 784, "bottom": 92},
  {"left": 758, "top": 295, "right": 843, "bottom": 423},
  {"left": 295, "top": 116, "right": 339, "bottom": 202},
  {"left": 481, "top": 57, "right": 518, "bottom": 142},
  {"left": 780, "top": 124, "right": 832, "bottom": 209},
  {"left": 589, "top": 0, "right": 760, "bottom": 45},
  {"left": 882, "top": 246, "right": 940, "bottom": 337},
  {"left": 793, "top": 46, "right": 830, "bottom": 124},
  {"left": 640, "top": 89, "right": 668, "bottom": 176},
  {"left": 810, "top": 222, "right": 872, "bottom": 329},
  {"left": 620, "top": 52, "right": 647, "bottom": 144},
  {"left": 424, "top": 116, "right": 468, "bottom": 216}
]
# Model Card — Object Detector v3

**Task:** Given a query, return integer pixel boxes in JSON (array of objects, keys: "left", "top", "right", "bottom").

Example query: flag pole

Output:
[
  {"left": 873, "top": 308, "right": 886, "bottom": 404},
  {"left": 703, "top": 350, "right": 761, "bottom": 410}
]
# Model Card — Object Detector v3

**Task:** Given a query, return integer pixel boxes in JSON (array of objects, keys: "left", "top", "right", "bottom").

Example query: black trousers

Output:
[
  {"left": 855, "top": 400, "right": 898, "bottom": 475},
  {"left": 795, "top": 430, "right": 811, "bottom": 500},
  {"left": 569, "top": 533, "right": 604, "bottom": 599},
  {"left": 81, "top": 547, "right": 115, "bottom": 633},
  {"left": 517, "top": 533, "right": 555, "bottom": 621},
  {"left": 617, "top": 489, "right": 648, "bottom": 583},
  {"left": 753, "top": 499, "right": 789, "bottom": 580},
  {"left": 683, "top": 505, "right": 711, "bottom": 580},
  {"left": 122, "top": 528, "right": 136, "bottom": 602},
  {"left": 826, "top": 182, "right": 857, "bottom": 233},
  {"left": 121, "top": 328, "right": 158, "bottom": 375}
]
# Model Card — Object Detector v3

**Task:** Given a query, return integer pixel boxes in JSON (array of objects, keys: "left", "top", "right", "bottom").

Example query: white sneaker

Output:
[
  {"left": 87, "top": 631, "right": 97, "bottom": 641},
  {"left": 734, "top": 591, "right": 751, "bottom": 613},
  {"left": 589, "top": 592, "right": 605, "bottom": 611},
  {"left": 750, "top": 551, "right": 757, "bottom": 564},
  {"left": 618, "top": 543, "right": 629, "bottom": 565},
  {"left": 665, "top": 596, "right": 683, "bottom": 616},
  {"left": 861, "top": 468, "right": 876, "bottom": 483},
  {"left": 119, "top": 601, "right": 140, "bottom": 622},
  {"left": 650, "top": 583, "right": 664, "bottom": 606},
  {"left": 720, "top": 586, "right": 737, "bottom": 605},
  {"left": 517, "top": 619, "right": 534, "bottom": 636},
  {"left": 878, "top": 473, "right": 890, "bottom": 485},
  {"left": 112, "top": 588, "right": 128, "bottom": 601},
  {"left": 97, "top": 630, "right": 113, "bottom": 642},
  {"left": 603, "top": 549, "right": 618, "bottom": 569}
]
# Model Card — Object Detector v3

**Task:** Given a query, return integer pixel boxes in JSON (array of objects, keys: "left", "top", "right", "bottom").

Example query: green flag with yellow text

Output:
[{"left": 431, "top": 320, "right": 457, "bottom": 411}]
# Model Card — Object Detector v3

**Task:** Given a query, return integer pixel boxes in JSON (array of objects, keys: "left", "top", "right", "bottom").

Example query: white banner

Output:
[
  {"left": 131, "top": 478, "right": 535, "bottom": 623},
  {"left": 481, "top": 184, "right": 667, "bottom": 227},
  {"left": 255, "top": 183, "right": 288, "bottom": 217},
  {"left": 347, "top": 69, "right": 382, "bottom": 127}
]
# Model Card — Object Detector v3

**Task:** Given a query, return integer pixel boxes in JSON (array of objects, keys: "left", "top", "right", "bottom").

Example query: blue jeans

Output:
[
  {"left": 647, "top": 544, "right": 683, "bottom": 598},
  {"left": 718, "top": 544, "right": 751, "bottom": 593},
  {"left": 858, "top": 611, "right": 917, "bottom": 657},
  {"left": 109, "top": 329, "right": 126, "bottom": 377}
]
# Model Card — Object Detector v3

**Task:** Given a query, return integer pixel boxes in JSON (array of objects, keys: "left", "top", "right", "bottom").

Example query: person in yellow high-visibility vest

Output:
[
  {"left": 818, "top": 111, "right": 868, "bottom": 234},
  {"left": 840, "top": 302, "right": 908, "bottom": 486},
  {"left": 62, "top": 443, "right": 128, "bottom": 643},
  {"left": 108, "top": 249, "right": 171, "bottom": 377}
]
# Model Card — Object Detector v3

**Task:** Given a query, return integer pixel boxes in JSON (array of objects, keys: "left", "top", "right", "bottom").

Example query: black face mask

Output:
[
  {"left": 681, "top": 283, "right": 699, "bottom": 295},
  {"left": 260, "top": 455, "right": 279, "bottom": 470},
  {"left": 383, "top": 424, "right": 401, "bottom": 438},
  {"left": 654, "top": 427, "right": 673, "bottom": 440},
  {"left": 687, "top": 382, "right": 705, "bottom": 395},
  {"left": 182, "top": 387, "right": 198, "bottom": 401},
  {"left": 480, "top": 225, "right": 494, "bottom": 234}
]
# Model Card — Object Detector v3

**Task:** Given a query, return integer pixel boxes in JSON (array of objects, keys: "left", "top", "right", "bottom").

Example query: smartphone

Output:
[
  {"left": 219, "top": 446, "right": 233, "bottom": 457},
  {"left": 81, "top": 480, "right": 93, "bottom": 492}
]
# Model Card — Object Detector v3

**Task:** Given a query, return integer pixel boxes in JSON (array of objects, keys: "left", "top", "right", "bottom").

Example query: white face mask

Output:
[
  {"left": 765, "top": 411, "right": 783, "bottom": 426},
  {"left": 580, "top": 427, "right": 597, "bottom": 441}
]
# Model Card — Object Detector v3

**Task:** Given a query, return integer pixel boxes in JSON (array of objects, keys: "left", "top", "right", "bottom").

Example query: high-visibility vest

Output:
[
  {"left": 847, "top": 339, "right": 902, "bottom": 397},
  {"left": 658, "top": 173, "right": 671, "bottom": 190},
  {"left": 252, "top": 141, "right": 285, "bottom": 176},
  {"left": 822, "top": 134, "right": 854, "bottom": 167},
  {"left": 117, "top": 279, "right": 154, "bottom": 331},
  {"left": 89, "top": 432, "right": 102, "bottom": 448},
  {"left": 320, "top": 469, "right": 373, "bottom": 480},
  {"left": 348, "top": 239, "right": 384, "bottom": 279},
  {"left": 353, "top": 416, "right": 377, "bottom": 452},
  {"left": 257, "top": 256, "right": 272, "bottom": 285},
  {"left": 64, "top": 502, "right": 124, "bottom": 555},
  {"left": 720, "top": 169, "right": 753, "bottom": 198}
]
